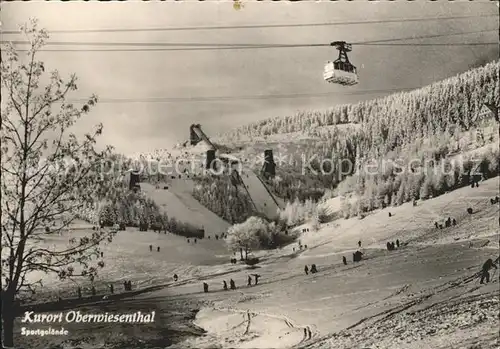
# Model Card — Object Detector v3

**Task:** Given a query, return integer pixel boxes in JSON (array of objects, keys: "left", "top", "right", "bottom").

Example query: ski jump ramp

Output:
[
  {"left": 192, "top": 125, "right": 216, "bottom": 150},
  {"left": 140, "top": 181, "right": 231, "bottom": 237},
  {"left": 238, "top": 170, "right": 283, "bottom": 220}
]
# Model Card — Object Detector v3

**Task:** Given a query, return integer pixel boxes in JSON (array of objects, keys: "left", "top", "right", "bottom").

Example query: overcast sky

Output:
[{"left": 1, "top": 1, "right": 498, "bottom": 155}]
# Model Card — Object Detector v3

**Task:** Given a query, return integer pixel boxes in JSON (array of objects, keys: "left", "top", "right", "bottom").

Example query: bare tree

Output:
[{"left": 1, "top": 20, "right": 120, "bottom": 347}]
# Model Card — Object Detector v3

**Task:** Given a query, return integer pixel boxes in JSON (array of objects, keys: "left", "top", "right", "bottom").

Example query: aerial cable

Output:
[
  {"left": 64, "top": 86, "right": 425, "bottom": 104},
  {"left": 3, "top": 42, "right": 496, "bottom": 52},
  {"left": 2, "top": 28, "right": 496, "bottom": 49},
  {"left": 1, "top": 14, "right": 497, "bottom": 34}
]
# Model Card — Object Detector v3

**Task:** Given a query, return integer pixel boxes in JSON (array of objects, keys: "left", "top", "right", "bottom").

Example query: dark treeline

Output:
[
  {"left": 338, "top": 144, "right": 499, "bottom": 218},
  {"left": 262, "top": 168, "right": 326, "bottom": 203},
  {"left": 77, "top": 186, "right": 203, "bottom": 238},
  {"left": 190, "top": 168, "right": 328, "bottom": 225}
]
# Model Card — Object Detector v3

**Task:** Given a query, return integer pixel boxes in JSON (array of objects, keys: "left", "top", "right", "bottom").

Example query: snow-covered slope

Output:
[
  {"left": 140, "top": 180, "right": 231, "bottom": 237},
  {"left": 238, "top": 170, "right": 283, "bottom": 220}
]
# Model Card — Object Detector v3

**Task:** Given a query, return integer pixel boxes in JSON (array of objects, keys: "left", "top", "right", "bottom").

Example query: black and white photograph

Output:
[{"left": 1, "top": 1, "right": 499, "bottom": 348}]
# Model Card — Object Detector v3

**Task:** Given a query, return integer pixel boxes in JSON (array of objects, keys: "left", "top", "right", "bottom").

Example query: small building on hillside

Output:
[{"left": 478, "top": 103, "right": 498, "bottom": 122}]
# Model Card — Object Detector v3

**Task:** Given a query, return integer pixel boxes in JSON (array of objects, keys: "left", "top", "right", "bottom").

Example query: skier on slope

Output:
[{"left": 480, "top": 258, "right": 498, "bottom": 284}]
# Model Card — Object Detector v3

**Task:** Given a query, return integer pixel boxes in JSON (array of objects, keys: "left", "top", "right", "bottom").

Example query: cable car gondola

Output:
[{"left": 323, "top": 41, "right": 359, "bottom": 86}]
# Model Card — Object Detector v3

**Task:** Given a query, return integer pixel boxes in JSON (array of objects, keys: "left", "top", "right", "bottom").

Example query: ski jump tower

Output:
[
  {"left": 261, "top": 149, "right": 276, "bottom": 180},
  {"left": 190, "top": 124, "right": 216, "bottom": 149},
  {"left": 190, "top": 124, "right": 202, "bottom": 146}
]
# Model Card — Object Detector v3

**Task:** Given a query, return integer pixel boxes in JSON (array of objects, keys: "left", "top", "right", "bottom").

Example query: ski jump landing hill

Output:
[
  {"left": 140, "top": 179, "right": 231, "bottom": 238},
  {"left": 236, "top": 169, "right": 284, "bottom": 220}
]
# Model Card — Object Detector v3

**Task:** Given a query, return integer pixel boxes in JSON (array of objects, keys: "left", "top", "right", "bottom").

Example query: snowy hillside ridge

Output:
[
  {"left": 129, "top": 141, "right": 213, "bottom": 163},
  {"left": 113, "top": 61, "right": 499, "bottom": 230},
  {"left": 218, "top": 60, "right": 499, "bottom": 140}
]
